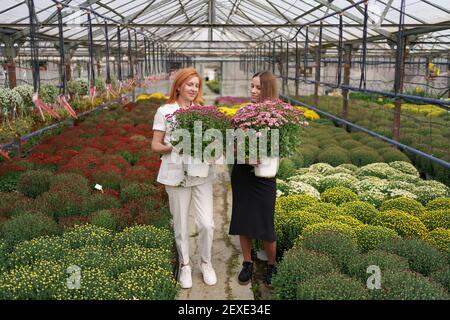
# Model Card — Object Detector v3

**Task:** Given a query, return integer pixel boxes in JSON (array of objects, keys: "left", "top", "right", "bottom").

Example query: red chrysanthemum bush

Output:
[
  {"left": 31, "top": 143, "right": 57, "bottom": 155},
  {"left": 110, "top": 207, "right": 134, "bottom": 230},
  {"left": 49, "top": 172, "right": 91, "bottom": 197},
  {"left": 123, "top": 166, "right": 155, "bottom": 183},
  {"left": 0, "top": 162, "right": 27, "bottom": 177},
  {"left": 102, "top": 155, "right": 130, "bottom": 173},
  {"left": 35, "top": 189, "right": 86, "bottom": 219},
  {"left": 0, "top": 192, "right": 34, "bottom": 218},
  {"left": 81, "top": 193, "right": 121, "bottom": 216},
  {"left": 53, "top": 149, "right": 80, "bottom": 166}
]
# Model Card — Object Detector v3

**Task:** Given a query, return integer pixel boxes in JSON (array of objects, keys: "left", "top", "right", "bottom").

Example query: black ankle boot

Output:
[
  {"left": 265, "top": 264, "right": 277, "bottom": 287},
  {"left": 238, "top": 261, "right": 253, "bottom": 285}
]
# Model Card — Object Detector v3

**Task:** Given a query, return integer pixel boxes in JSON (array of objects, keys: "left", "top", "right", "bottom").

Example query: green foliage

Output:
[
  {"left": 39, "top": 84, "right": 58, "bottom": 104},
  {"left": 426, "top": 198, "right": 450, "bottom": 211},
  {"left": 296, "top": 273, "right": 370, "bottom": 300},
  {"left": 301, "top": 228, "right": 358, "bottom": 272},
  {"left": 0, "top": 192, "right": 34, "bottom": 218},
  {"left": 430, "top": 267, "right": 450, "bottom": 292},
  {"left": 89, "top": 210, "right": 119, "bottom": 231},
  {"left": 316, "top": 147, "right": 350, "bottom": 166},
  {"left": 347, "top": 250, "right": 409, "bottom": 282},
  {"left": 379, "top": 238, "right": 447, "bottom": 276},
  {"left": 0, "top": 213, "right": 60, "bottom": 249},
  {"left": 276, "top": 159, "right": 296, "bottom": 180},
  {"left": 17, "top": 169, "right": 53, "bottom": 198},
  {"left": 272, "top": 248, "right": 338, "bottom": 300},
  {"left": 350, "top": 147, "right": 383, "bottom": 166},
  {"left": 82, "top": 194, "right": 121, "bottom": 216},
  {"left": 371, "top": 270, "right": 448, "bottom": 300},
  {"left": 113, "top": 225, "right": 174, "bottom": 251},
  {"left": 278, "top": 211, "right": 324, "bottom": 250}
]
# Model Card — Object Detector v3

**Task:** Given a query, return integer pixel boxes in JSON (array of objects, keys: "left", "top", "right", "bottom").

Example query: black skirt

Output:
[{"left": 229, "top": 163, "right": 277, "bottom": 241}]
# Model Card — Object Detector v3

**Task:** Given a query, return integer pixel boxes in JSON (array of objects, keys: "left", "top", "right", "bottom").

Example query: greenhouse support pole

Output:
[
  {"left": 272, "top": 40, "right": 275, "bottom": 75},
  {"left": 104, "top": 22, "right": 111, "bottom": 84},
  {"left": 393, "top": 0, "right": 406, "bottom": 142},
  {"left": 3, "top": 37, "right": 18, "bottom": 89},
  {"left": 285, "top": 40, "right": 289, "bottom": 95},
  {"left": 342, "top": 44, "right": 352, "bottom": 128},
  {"left": 295, "top": 38, "right": 299, "bottom": 97},
  {"left": 280, "top": 37, "right": 284, "bottom": 94},
  {"left": 117, "top": 26, "right": 122, "bottom": 82},
  {"left": 448, "top": 53, "right": 450, "bottom": 98},
  {"left": 314, "top": 22, "right": 323, "bottom": 107}
]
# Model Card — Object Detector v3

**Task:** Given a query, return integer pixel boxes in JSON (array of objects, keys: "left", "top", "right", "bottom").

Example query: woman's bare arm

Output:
[{"left": 151, "top": 130, "right": 173, "bottom": 154}]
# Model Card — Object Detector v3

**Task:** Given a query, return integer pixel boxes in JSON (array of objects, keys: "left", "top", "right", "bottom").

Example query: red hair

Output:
[{"left": 167, "top": 68, "right": 203, "bottom": 104}]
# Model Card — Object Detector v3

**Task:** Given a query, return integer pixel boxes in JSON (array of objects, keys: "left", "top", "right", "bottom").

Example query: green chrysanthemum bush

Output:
[
  {"left": 303, "top": 202, "right": 343, "bottom": 219},
  {"left": 0, "top": 192, "right": 34, "bottom": 218},
  {"left": 62, "top": 224, "right": 113, "bottom": 249},
  {"left": 0, "top": 239, "right": 7, "bottom": 272},
  {"left": 300, "top": 226, "right": 358, "bottom": 272},
  {"left": 296, "top": 273, "right": 370, "bottom": 300},
  {"left": 276, "top": 159, "right": 297, "bottom": 180},
  {"left": 120, "top": 182, "right": 157, "bottom": 204},
  {"left": 346, "top": 250, "right": 410, "bottom": 282},
  {"left": 35, "top": 190, "right": 85, "bottom": 218},
  {"left": 375, "top": 210, "right": 428, "bottom": 239},
  {"left": 17, "top": 169, "right": 53, "bottom": 198},
  {"left": 49, "top": 173, "right": 91, "bottom": 197},
  {"left": 340, "top": 201, "right": 379, "bottom": 224},
  {"left": 388, "top": 161, "right": 420, "bottom": 177},
  {"left": 339, "top": 139, "right": 363, "bottom": 150},
  {"left": 318, "top": 174, "right": 359, "bottom": 193},
  {"left": 279, "top": 211, "right": 325, "bottom": 250},
  {"left": 380, "top": 148, "right": 410, "bottom": 163},
  {"left": 321, "top": 187, "right": 359, "bottom": 206},
  {"left": 426, "top": 198, "right": 450, "bottom": 211},
  {"left": 370, "top": 270, "right": 449, "bottom": 300},
  {"left": 275, "top": 194, "right": 319, "bottom": 214},
  {"left": 308, "top": 163, "right": 334, "bottom": 175},
  {"left": 380, "top": 197, "right": 425, "bottom": 216},
  {"left": 328, "top": 215, "right": 365, "bottom": 228},
  {"left": 82, "top": 193, "right": 121, "bottom": 216},
  {"left": 355, "top": 225, "right": 400, "bottom": 252},
  {"left": 88, "top": 210, "right": 119, "bottom": 231},
  {"left": 350, "top": 147, "right": 383, "bottom": 166},
  {"left": 116, "top": 266, "right": 179, "bottom": 300},
  {"left": 427, "top": 228, "right": 450, "bottom": 253},
  {"left": 113, "top": 225, "right": 174, "bottom": 251},
  {"left": 272, "top": 248, "right": 338, "bottom": 300},
  {"left": 316, "top": 147, "right": 350, "bottom": 167},
  {"left": 379, "top": 238, "right": 447, "bottom": 276},
  {"left": 108, "top": 245, "right": 173, "bottom": 277},
  {"left": 420, "top": 210, "right": 450, "bottom": 231},
  {"left": 91, "top": 170, "right": 122, "bottom": 191},
  {"left": 430, "top": 267, "right": 450, "bottom": 292},
  {"left": 0, "top": 212, "right": 61, "bottom": 249}
]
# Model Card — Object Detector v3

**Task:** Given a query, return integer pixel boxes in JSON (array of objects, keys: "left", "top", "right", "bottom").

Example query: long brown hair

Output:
[
  {"left": 252, "top": 71, "right": 278, "bottom": 102},
  {"left": 168, "top": 68, "right": 203, "bottom": 104}
]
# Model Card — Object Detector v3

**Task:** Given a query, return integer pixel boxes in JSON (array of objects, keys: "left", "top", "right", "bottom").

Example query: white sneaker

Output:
[
  {"left": 199, "top": 261, "right": 217, "bottom": 286},
  {"left": 179, "top": 265, "right": 192, "bottom": 289}
]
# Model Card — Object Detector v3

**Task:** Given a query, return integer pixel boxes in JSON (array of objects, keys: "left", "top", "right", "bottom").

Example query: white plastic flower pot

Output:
[
  {"left": 254, "top": 156, "right": 279, "bottom": 178},
  {"left": 184, "top": 155, "right": 210, "bottom": 178}
]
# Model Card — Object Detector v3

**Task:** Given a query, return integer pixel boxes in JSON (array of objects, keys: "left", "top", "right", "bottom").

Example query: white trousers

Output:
[{"left": 165, "top": 181, "right": 215, "bottom": 266}]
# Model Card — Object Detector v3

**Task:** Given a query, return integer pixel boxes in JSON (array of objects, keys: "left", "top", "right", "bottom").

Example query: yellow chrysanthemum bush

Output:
[
  {"left": 303, "top": 202, "right": 344, "bottom": 219},
  {"left": 340, "top": 201, "right": 379, "bottom": 224},
  {"left": 275, "top": 194, "right": 319, "bottom": 214},
  {"left": 380, "top": 197, "right": 425, "bottom": 216},
  {"left": 420, "top": 210, "right": 450, "bottom": 231},
  {"left": 328, "top": 215, "right": 365, "bottom": 229},
  {"left": 354, "top": 225, "right": 400, "bottom": 252},
  {"left": 374, "top": 209, "right": 429, "bottom": 239},
  {"left": 321, "top": 187, "right": 359, "bottom": 206},
  {"left": 277, "top": 210, "right": 325, "bottom": 251},
  {"left": 426, "top": 198, "right": 450, "bottom": 211},
  {"left": 427, "top": 228, "right": 450, "bottom": 253}
]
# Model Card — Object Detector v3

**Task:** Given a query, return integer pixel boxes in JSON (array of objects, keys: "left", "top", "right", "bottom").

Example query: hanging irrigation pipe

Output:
[
  {"left": 284, "top": 76, "right": 450, "bottom": 110},
  {"left": 280, "top": 93, "right": 450, "bottom": 170}
]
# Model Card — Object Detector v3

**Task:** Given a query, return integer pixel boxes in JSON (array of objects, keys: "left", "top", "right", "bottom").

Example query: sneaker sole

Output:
[{"left": 238, "top": 279, "right": 251, "bottom": 285}]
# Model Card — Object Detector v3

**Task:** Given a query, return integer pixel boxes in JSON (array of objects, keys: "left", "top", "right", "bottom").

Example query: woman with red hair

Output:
[{"left": 151, "top": 68, "right": 217, "bottom": 289}]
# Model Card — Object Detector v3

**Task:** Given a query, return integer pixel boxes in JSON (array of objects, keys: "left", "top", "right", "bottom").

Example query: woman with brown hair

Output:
[
  {"left": 229, "top": 71, "right": 278, "bottom": 287},
  {"left": 152, "top": 67, "right": 217, "bottom": 289}
]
